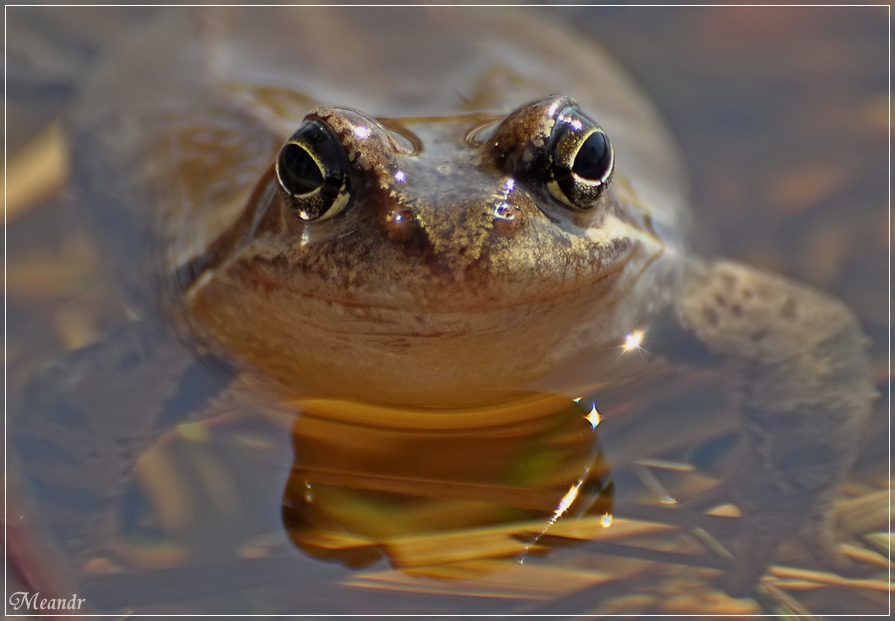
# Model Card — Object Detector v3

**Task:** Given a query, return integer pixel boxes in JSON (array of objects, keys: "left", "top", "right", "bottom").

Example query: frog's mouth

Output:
[
  {"left": 252, "top": 236, "right": 650, "bottom": 310},
  {"left": 183, "top": 239, "right": 664, "bottom": 353}
]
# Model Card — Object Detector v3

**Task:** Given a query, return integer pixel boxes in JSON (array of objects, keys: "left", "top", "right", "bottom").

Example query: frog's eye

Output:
[
  {"left": 276, "top": 119, "right": 351, "bottom": 221},
  {"left": 544, "top": 106, "right": 614, "bottom": 210}
]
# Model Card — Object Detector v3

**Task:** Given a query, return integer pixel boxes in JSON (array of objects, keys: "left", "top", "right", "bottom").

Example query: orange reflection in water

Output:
[{"left": 281, "top": 394, "right": 613, "bottom": 580}]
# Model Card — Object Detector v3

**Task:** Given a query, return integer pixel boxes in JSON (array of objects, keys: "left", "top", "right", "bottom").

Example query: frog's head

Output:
[{"left": 184, "top": 96, "right": 671, "bottom": 407}]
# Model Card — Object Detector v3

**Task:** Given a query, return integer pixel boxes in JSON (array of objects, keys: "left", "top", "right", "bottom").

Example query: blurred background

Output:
[{"left": 6, "top": 4, "right": 889, "bottom": 617}]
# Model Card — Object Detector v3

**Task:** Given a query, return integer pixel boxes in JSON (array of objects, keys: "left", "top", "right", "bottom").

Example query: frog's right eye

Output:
[
  {"left": 484, "top": 96, "right": 615, "bottom": 216},
  {"left": 543, "top": 106, "right": 614, "bottom": 210},
  {"left": 276, "top": 120, "right": 351, "bottom": 221}
]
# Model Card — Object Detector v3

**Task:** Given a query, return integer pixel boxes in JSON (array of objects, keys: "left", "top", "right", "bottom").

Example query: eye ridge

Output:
[{"left": 275, "top": 119, "right": 352, "bottom": 222}]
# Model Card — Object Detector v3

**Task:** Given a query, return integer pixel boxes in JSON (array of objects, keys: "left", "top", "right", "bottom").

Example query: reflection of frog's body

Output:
[{"left": 22, "top": 6, "right": 875, "bottom": 598}]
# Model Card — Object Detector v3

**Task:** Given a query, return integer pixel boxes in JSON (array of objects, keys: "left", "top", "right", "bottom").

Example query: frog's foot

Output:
[
  {"left": 726, "top": 508, "right": 878, "bottom": 598},
  {"left": 677, "top": 480, "right": 787, "bottom": 597},
  {"left": 724, "top": 514, "right": 794, "bottom": 597},
  {"left": 797, "top": 509, "right": 877, "bottom": 577}
]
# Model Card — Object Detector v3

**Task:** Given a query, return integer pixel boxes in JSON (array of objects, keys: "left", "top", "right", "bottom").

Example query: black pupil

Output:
[
  {"left": 571, "top": 131, "right": 611, "bottom": 181},
  {"left": 279, "top": 143, "right": 324, "bottom": 195}
]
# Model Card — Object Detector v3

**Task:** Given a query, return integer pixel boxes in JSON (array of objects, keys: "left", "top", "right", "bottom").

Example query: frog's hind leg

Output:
[{"left": 674, "top": 258, "right": 877, "bottom": 597}]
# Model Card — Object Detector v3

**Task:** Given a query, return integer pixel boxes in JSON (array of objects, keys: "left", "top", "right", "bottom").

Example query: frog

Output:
[{"left": 12, "top": 5, "right": 877, "bottom": 602}]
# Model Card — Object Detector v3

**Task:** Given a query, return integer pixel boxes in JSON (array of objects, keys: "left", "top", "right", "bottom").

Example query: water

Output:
[{"left": 6, "top": 6, "right": 889, "bottom": 616}]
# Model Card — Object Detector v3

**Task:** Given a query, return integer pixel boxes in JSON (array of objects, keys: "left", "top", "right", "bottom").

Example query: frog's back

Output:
[{"left": 72, "top": 6, "right": 688, "bottom": 281}]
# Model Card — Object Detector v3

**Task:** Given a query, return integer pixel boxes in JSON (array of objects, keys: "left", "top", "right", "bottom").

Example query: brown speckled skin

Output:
[{"left": 69, "top": 6, "right": 876, "bottom": 597}]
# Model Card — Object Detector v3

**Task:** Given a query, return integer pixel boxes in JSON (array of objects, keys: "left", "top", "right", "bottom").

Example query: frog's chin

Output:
[
  {"left": 245, "top": 336, "right": 647, "bottom": 410},
  {"left": 246, "top": 351, "right": 636, "bottom": 410}
]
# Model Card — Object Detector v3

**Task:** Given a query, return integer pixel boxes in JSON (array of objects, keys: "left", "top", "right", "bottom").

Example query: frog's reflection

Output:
[{"left": 280, "top": 395, "right": 613, "bottom": 578}]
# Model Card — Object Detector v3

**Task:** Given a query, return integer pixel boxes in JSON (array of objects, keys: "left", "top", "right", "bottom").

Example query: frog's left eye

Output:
[
  {"left": 276, "top": 119, "right": 351, "bottom": 221},
  {"left": 544, "top": 107, "right": 614, "bottom": 210}
]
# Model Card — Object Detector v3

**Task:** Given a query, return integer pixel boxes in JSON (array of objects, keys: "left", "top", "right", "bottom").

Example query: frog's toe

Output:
[
  {"left": 798, "top": 512, "right": 877, "bottom": 578},
  {"left": 722, "top": 515, "right": 789, "bottom": 597}
]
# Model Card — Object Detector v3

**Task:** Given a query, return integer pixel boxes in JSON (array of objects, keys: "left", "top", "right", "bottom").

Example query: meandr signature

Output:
[{"left": 8, "top": 591, "right": 86, "bottom": 611}]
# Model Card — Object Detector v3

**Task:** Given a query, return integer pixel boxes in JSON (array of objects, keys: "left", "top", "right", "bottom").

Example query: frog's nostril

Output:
[
  {"left": 384, "top": 208, "right": 424, "bottom": 244},
  {"left": 493, "top": 202, "right": 516, "bottom": 220},
  {"left": 491, "top": 201, "right": 525, "bottom": 235}
]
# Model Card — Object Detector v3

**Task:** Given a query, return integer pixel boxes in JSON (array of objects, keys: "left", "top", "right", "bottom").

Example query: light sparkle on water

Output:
[
  {"left": 622, "top": 330, "right": 645, "bottom": 352},
  {"left": 585, "top": 404, "right": 602, "bottom": 428}
]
